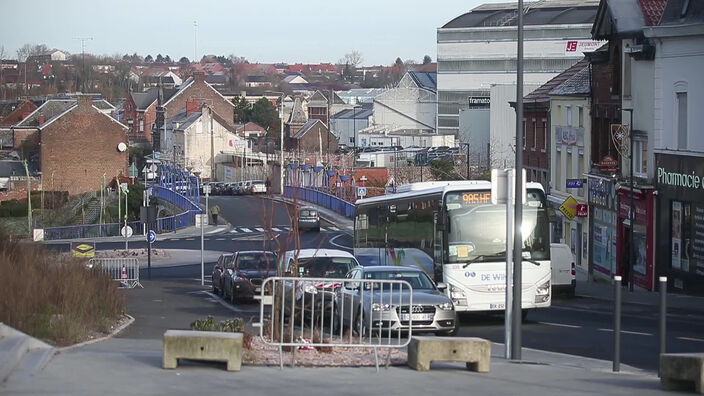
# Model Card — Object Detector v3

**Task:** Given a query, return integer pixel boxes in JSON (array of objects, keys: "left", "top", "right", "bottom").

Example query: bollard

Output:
[
  {"left": 613, "top": 275, "right": 622, "bottom": 372},
  {"left": 659, "top": 276, "right": 667, "bottom": 376}
]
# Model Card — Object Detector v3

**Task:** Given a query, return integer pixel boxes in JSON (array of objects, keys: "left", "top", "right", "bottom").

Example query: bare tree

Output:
[{"left": 16, "top": 43, "right": 49, "bottom": 62}]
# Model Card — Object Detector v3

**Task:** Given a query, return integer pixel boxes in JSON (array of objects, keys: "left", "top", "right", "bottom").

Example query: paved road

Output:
[{"left": 47, "top": 195, "right": 704, "bottom": 372}]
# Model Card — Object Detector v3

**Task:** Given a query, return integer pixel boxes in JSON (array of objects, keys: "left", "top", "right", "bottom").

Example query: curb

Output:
[{"left": 57, "top": 314, "right": 135, "bottom": 353}]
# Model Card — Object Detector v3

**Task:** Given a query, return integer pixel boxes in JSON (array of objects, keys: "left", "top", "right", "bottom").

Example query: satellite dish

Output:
[{"left": 117, "top": 142, "right": 127, "bottom": 152}]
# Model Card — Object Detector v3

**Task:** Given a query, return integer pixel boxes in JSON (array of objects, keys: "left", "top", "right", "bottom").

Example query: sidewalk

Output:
[
  {"left": 1, "top": 279, "right": 667, "bottom": 396},
  {"left": 575, "top": 267, "right": 704, "bottom": 315}
]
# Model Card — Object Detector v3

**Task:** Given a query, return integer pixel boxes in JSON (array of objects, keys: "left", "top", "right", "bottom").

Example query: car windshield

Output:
[
  {"left": 297, "top": 257, "right": 356, "bottom": 278},
  {"left": 236, "top": 253, "right": 276, "bottom": 270},
  {"left": 252, "top": 181, "right": 264, "bottom": 185},
  {"left": 362, "top": 270, "right": 435, "bottom": 290},
  {"left": 299, "top": 209, "right": 317, "bottom": 217}
]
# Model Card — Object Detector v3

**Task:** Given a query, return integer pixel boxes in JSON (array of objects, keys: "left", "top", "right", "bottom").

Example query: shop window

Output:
[{"left": 671, "top": 201, "right": 692, "bottom": 272}]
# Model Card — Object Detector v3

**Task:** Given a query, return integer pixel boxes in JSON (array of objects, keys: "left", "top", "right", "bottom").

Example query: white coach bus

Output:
[{"left": 354, "top": 180, "right": 552, "bottom": 314}]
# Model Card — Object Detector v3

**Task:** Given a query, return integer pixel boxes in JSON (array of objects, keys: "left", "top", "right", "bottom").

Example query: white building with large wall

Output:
[
  {"left": 437, "top": 0, "right": 601, "bottom": 153},
  {"left": 371, "top": 71, "right": 438, "bottom": 135}
]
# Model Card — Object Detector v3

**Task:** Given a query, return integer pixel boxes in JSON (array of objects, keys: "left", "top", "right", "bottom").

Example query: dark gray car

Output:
[
  {"left": 336, "top": 266, "right": 458, "bottom": 336},
  {"left": 223, "top": 251, "right": 278, "bottom": 303},
  {"left": 297, "top": 207, "right": 320, "bottom": 231}
]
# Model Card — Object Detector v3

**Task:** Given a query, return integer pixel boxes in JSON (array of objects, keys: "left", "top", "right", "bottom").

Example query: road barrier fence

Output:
[
  {"left": 255, "top": 276, "right": 413, "bottom": 371},
  {"left": 88, "top": 258, "right": 143, "bottom": 289}
]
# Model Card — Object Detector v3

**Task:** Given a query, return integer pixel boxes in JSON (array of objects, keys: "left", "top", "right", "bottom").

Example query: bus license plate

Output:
[
  {"left": 254, "top": 287, "right": 261, "bottom": 293},
  {"left": 489, "top": 303, "right": 505, "bottom": 310},
  {"left": 400, "top": 313, "right": 434, "bottom": 321}
]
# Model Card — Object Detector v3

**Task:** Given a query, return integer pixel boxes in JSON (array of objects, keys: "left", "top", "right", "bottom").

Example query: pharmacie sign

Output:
[{"left": 657, "top": 167, "right": 704, "bottom": 190}]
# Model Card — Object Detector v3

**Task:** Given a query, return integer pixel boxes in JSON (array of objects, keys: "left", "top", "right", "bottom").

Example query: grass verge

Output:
[{"left": 0, "top": 233, "right": 125, "bottom": 346}]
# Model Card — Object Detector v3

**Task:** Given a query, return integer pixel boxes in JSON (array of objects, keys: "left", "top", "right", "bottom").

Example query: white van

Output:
[{"left": 550, "top": 243, "right": 576, "bottom": 296}]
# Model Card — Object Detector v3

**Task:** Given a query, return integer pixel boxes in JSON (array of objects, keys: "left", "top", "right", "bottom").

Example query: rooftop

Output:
[
  {"left": 524, "top": 57, "right": 589, "bottom": 102},
  {"left": 442, "top": 0, "right": 600, "bottom": 29}
]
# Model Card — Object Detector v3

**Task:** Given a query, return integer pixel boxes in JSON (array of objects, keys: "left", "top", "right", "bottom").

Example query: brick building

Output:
[
  {"left": 290, "top": 119, "right": 338, "bottom": 157},
  {"left": 163, "top": 71, "right": 235, "bottom": 129},
  {"left": 123, "top": 88, "right": 161, "bottom": 144},
  {"left": 11, "top": 96, "right": 128, "bottom": 195}
]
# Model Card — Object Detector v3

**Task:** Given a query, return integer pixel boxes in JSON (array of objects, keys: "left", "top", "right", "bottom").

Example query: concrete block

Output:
[
  {"left": 407, "top": 336, "right": 490, "bottom": 372},
  {"left": 163, "top": 330, "right": 243, "bottom": 372},
  {"left": 660, "top": 353, "right": 704, "bottom": 393}
]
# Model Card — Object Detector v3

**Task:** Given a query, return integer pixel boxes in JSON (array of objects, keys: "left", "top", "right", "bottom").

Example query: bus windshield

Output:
[{"left": 444, "top": 190, "right": 550, "bottom": 263}]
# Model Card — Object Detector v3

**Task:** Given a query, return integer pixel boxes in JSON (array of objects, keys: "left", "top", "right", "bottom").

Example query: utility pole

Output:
[
  {"left": 23, "top": 160, "right": 31, "bottom": 234},
  {"left": 73, "top": 37, "right": 93, "bottom": 92},
  {"left": 512, "top": 0, "right": 525, "bottom": 361},
  {"left": 193, "top": 21, "right": 198, "bottom": 63}
]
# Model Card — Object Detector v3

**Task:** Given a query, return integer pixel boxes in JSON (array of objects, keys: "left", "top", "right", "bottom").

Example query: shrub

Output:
[
  {"left": 0, "top": 233, "right": 125, "bottom": 346},
  {"left": 190, "top": 316, "right": 252, "bottom": 349}
]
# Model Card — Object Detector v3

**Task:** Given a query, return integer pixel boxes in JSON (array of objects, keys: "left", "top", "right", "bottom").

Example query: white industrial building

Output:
[
  {"left": 436, "top": 0, "right": 602, "bottom": 156},
  {"left": 372, "top": 71, "right": 437, "bottom": 134}
]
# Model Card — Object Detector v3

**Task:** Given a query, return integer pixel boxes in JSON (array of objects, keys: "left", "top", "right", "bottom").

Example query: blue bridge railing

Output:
[{"left": 284, "top": 186, "right": 354, "bottom": 218}]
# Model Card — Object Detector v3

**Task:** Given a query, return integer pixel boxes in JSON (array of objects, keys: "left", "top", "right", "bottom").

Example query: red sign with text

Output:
[{"left": 576, "top": 204, "right": 589, "bottom": 217}]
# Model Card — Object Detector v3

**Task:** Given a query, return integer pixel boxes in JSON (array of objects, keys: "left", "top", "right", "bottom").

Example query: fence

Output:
[
  {"left": 41, "top": 185, "right": 201, "bottom": 240},
  {"left": 256, "top": 276, "right": 413, "bottom": 371},
  {"left": 88, "top": 258, "right": 143, "bottom": 289},
  {"left": 284, "top": 186, "right": 355, "bottom": 218}
]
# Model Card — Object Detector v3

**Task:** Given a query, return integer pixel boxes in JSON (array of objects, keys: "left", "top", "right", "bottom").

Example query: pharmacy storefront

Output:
[{"left": 655, "top": 153, "right": 704, "bottom": 294}]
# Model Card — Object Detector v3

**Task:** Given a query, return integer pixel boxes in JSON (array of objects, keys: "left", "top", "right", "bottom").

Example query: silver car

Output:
[{"left": 336, "top": 266, "right": 458, "bottom": 336}]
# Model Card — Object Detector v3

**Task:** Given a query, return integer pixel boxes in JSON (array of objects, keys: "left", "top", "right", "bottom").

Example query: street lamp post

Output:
[
  {"left": 352, "top": 104, "right": 362, "bottom": 172},
  {"left": 623, "top": 108, "right": 635, "bottom": 292}
]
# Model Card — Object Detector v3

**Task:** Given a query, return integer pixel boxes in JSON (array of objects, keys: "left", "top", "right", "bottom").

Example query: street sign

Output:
[
  {"left": 153, "top": 151, "right": 162, "bottom": 160},
  {"left": 566, "top": 179, "right": 584, "bottom": 189},
  {"left": 120, "top": 182, "right": 129, "bottom": 193},
  {"left": 147, "top": 230, "right": 157, "bottom": 244},
  {"left": 558, "top": 196, "right": 579, "bottom": 220},
  {"left": 121, "top": 226, "right": 133, "bottom": 238},
  {"left": 357, "top": 187, "right": 367, "bottom": 197},
  {"left": 576, "top": 204, "right": 589, "bottom": 217}
]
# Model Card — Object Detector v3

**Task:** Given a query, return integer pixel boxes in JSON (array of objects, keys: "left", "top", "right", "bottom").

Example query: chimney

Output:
[
  {"left": 38, "top": 114, "right": 45, "bottom": 125},
  {"left": 193, "top": 70, "right": 205, "bottom": 83},
  {"left": 77, "top": 95, "right": 92, "bottom": 110},
  {"left": 186, "top": 99, "right": 199, "bottom": 116}
]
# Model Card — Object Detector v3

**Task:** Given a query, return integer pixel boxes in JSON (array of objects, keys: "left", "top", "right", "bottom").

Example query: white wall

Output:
[
  {"left": 652, "top": 34, "right": 704, "bottom": 153},
  {"left": 489, "top": 84, "right": 539, "bottom": 168},
  {"left": 181, "top": 107, "right": 242, "bottom": 180},
  {"left": 373, "top": 88, "right": 436, "bottom": 131}
]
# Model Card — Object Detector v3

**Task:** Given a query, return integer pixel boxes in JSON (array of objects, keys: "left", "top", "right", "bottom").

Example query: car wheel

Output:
[{"left": 355, "top": 309, "right": 367, "bottom": 338}]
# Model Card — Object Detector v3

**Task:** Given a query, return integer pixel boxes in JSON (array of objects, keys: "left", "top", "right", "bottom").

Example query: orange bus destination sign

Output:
[{"left": 462, "top": 192, "right": 491, "bottom": 204}]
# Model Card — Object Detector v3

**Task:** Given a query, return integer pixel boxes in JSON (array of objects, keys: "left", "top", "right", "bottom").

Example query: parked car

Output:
[
  {"left": 336, "top": 266, "right": 458, "bottom": 336},
  {"left": 297, "top": 207, "right": 320, "bottom": 231},
  {"left": 222, "top": 251, "right": 278, "bottom": 303},
  {"left": 212, "top": 182, "right": 226, "bottom": 195},
  {"left": 251, "top": 180, "right": 267, "bottom": 194},
  {"left": 211, "top": 253, "right": 234, "bottom": 295},
  {"left": 225, "top": 182, "right": 239, "bottom": 195},
  {"left": 551, "top": 243, "right": 576, "bottom": 296},
  {"left": 280, "top": 249, "right": 360, "bottom": 320}
]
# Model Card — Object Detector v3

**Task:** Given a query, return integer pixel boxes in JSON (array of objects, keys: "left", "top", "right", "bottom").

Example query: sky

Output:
[{"left": 0, "top": 0, "right": 507, "bottom": 65}]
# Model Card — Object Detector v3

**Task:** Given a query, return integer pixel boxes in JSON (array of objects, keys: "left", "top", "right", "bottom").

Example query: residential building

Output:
[
  {"left": 123, "top": 88, "right": 162, "bottom": 144},
  {"left": 163, "top": 71, "right": 236, "bottom": 129},
  {"left": 305, "top": 90, "right": 347, "bottom": 124},
  {"left": 162, "top": 104, "right": 240, "bottom": 179},
  {"left": 547, "top": 60, "right": 592, "bottom": 271},
  {"left": 286, "top": 97, "right": 308, "bottom": 145},
  {"left": 437, "top": 0, "right": 601, "bottom": 141},
  {"left": 236, "top": 122, "right": 267, "bottom": 139},
  {"left": 289, "top": 119, "right": 338, "bottom": 159}
]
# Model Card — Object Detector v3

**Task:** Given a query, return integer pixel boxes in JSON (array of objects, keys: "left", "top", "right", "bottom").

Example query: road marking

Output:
[
  {"left": 539, "top": 321, "right": 581, "bottom": 329},
  {"left": 272, "top": 227, "right": 282, "bottom": 232},
  {"left": 172, "top": 238, "right": 180, "bottom": 241},
  {"left": 185, "top": 238, "right": 195, "bottom": 241},
  {"left": 192, "top": 278, "right": 212, "bottom": 284},
  {"left": 598, "top": 328, "right": 652, "bottom": 336},
  {"left": 319, "top": 227, "right": 327, "bottom": 231},
  {"left": 202, "top": 291, "right": 244, "bottom": 312},
  {"left": 231, "top": 238, "right": 238, "bottom": 241},
  {"left": 328, "top": 234, "right": 352, "bottom": 250},
  {"left": 216, "top": 238, "right": 226, "bottom": 241},
  {"left": 255, "top": 227, "right": 265, "bottom": 232},
  {"left": 240, "top": 227, "right": 252, "bottom": 233},
  {"left": 678, "top": 337, "right": 704, "bottom": 342},
  {"left": 328, "top": 226, "right": 339, "bottom": 231}
]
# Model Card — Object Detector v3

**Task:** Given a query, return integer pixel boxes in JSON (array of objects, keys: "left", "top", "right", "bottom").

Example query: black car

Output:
[{"left": 223, "top": 251, "right": 278, "bottom": 303}]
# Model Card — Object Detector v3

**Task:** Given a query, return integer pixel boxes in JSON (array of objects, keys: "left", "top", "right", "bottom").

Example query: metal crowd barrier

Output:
[
  {"left": 88, "top": 258, "right": 143, "bottom": 289},
  {"left": 255, "top": 276, "right": 413, "bottom": 371}
]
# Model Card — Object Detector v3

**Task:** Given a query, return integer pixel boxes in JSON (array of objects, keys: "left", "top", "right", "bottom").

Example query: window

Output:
[
  {"left": 566, "top": 106, "right": 573, "bottom": 127},
  {"left": 139, "top": 119, "right": 144, "bottom": 132},
  {"left": 542, "top": 120, "right": 547, "bottom": 151},
  {"left": 578, "top": 107, "right": 584, "bottom": 128},
  {"left": 677, "top": 92, "right": 688, "bottom": 149},
  {"left": 532, "top": 120, "right": 537, "bottom": 149},
  {"left": 555, "top": 150, "right": 562, "bottom": 190},
  {"left": 633, "top": 139, "right": 648, "bottom": 178}
]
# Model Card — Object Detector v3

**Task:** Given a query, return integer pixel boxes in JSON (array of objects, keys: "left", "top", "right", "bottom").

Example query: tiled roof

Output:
[
  {"left": 524, "top": 58, "right": 589, "bottom": 102},
  {"left": 132, "top": 89, "right": 160, "bottom": 110},
  {"left": 549, "top": 64, "right": 591, "bottom": 96},
  {"left": 14, "top": 100, "right": 75, "bottom": 127},
  {"left": 166, "top": 109, "right": 202, "bottom": 131},
  {"left": 638, "top": 0, "right": 667, "bottom": 26}
]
